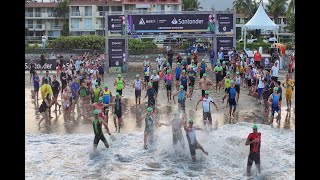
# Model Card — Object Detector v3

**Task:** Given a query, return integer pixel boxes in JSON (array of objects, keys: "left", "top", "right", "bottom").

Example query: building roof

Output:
[
  {"left": 69, "top": 0, "right": 122, "bottom": 6},
  {"left": 122, "top": 0, "right": 180, "bottom": 4},
  {"left": 25, "top": 2, "right": 58, "bottom": 8}
]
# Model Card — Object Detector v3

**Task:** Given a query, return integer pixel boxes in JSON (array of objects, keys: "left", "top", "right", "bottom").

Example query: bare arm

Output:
[
  {"left": 172, "top": 91, "right": 178, "bottom": 103},
  {"left": 100, "top": 118, "right": 111, "bottom": 135},
  {"left": 195, "top": 99, "right": 202, "bottom": 110},
  {"left": 245, "top": 138, "right": 257, "bottom": 145}
]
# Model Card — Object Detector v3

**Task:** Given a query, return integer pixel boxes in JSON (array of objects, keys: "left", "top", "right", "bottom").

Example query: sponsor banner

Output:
[
  {"left": 107, "top": 15, "right": 125, "bottom": 36},
  {"left": 127, "top": 14, "right": 215, "bottom": 35},
  {"left": 216, "top": 37, "right": 234, "bottom": 61},
  {"left": 25, "top": 59, "right": 70, "bottom": 70},
  {"left": 108, "top": 39, "right": 126, "bottom": 67},
  {"left": 216, "top": 14, "right": 234, "bottom": 33}
]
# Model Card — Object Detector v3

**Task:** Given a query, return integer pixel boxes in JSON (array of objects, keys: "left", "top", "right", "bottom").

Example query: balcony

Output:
[
  {"left": 84, "top": 12, "right": 92, "bottom": 17},
  {"left": 25, "top": 24, "right": 46, "bottom": 30},
  {"left": 25, "top": 12, "right": 33, "bottom": 17},
  {"left": 96, "top": 11, "right": 106, "bottom": 17},
  {"left": 70, "top": 12, "right": 81, "bottom": 17},
  {"left": 50, "top": 25, "right": 62, "bottom": 30}
]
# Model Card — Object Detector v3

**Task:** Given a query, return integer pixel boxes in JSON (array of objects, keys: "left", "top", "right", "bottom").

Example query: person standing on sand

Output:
[
  {"left": 225, "top": 80, "right": 238, "bottom": 122},
  {"left": 150, "top": 70, "right": 160, "bottom": 95},
  {"left": 245, "top": 124, "right": 261, "bottom": 175},
  {"left": 184, "top": 118, "right": 209, "bottom": 162},
  {"left": 91, "top": 109, "right": 111, "bottom": 152},
  {"left": 282, "top": 74, "right": 294, "bottom": 111},
  {"left": 268, "top": 87, "right": 281, "bottom": 124},
  {"left": 143, "top": 82, "right": 157, "bottom": 110},
  {"left": 33, "top": 71, "right": 40, "bottom": 101},
  {"left": 175, "top": 62, "right": 182, "bottom": 90},
  {"left": 164, "top": 70, "right": 174, "bottom": 102},
  {"left": 51, "top": 75, "right": 62, "bottom": 112},
  {"left": 213, "top": 62, "right": 223, "bottom": 92}
]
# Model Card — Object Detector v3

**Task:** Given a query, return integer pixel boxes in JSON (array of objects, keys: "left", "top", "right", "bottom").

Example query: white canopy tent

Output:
[{"left": 243, "top": 3, "right": 279, "bottom": 50}]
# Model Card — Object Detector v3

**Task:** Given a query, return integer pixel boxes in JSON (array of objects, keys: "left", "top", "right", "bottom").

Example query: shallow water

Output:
[{"left": 25, "top": 69, "right": 295, "bottom": 179}]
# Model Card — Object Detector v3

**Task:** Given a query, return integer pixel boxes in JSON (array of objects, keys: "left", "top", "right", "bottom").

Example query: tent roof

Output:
[{"left": 244, "top": 3, "right": 278, "bottom": 30}]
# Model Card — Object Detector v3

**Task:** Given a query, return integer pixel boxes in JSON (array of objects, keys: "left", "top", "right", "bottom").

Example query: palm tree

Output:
[
  {"left": 182, "top": 0, "right": 202, "bottom": 11},
  {"left": 233, "top": 0, "right": 246, "bottom": 14},
  {"left": 266, "top": 0, "right": 287, "bottom": 24}
]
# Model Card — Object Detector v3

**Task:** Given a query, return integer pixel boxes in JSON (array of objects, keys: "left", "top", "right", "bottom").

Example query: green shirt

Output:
[{"left": 92, "top": 118, "right": 103, "bottom": 136}]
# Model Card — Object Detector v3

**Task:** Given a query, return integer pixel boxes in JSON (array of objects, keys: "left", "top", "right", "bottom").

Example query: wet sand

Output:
[{"left": 25, "top": 62, "right": 295, "bottom": 134}]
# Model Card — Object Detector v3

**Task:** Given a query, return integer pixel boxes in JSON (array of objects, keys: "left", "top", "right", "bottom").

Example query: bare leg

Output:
[
  {"left": 144, "top": 132, "right": 148, "bottom": 149},
  {"left": 196, "top": 142, "right": 208, "bottom": 155},
  {"left": 38, "top": 112, "right": 46, "bottom": 126}
]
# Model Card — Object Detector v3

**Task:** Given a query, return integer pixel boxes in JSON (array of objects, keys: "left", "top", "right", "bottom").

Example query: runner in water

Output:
[
  {"left": 102, "top": 84, "right": 113, "bottom": 125},
  {"left": 143, "top": 64, "right": 150, "bottom": 89},
  {"left": 225, "top": 80, "right": 238, "bottom": 123},
  {"left": 91, "top": 109, "right": 111, "bottom": 152},
  {"left": 184, "top": 118, "right": 209, "bottom": 162},
  {"left": 245, "top": 124, "right": 261, "bottom": 175},
  {"left": 175, "top": 62, "right": 181, "bottom": 90},
  {"left": 234, "top": 71, "right": 241, "bottom": 103},
  {"left": 199, "top": 59, "right": 207, "bottom": 79},
  {"left": 199, "top": 73, "right": 213, "bottom": 97},
  {"left": 144, "top": 107, "right": 161, "bottom": 149},
  {"left": 282, "top": 74, "right": 294, "bottom": 111},
  {"left": 173, "top": 85, "right": 187, "bottom": 113},
  {"left": 164, "top": 69, "right": 174, "bottom": 102},
  {"left": 132, "top": 74, "right": 144, "bottom": 105},
  {"left": 143, "top": 82, "right": 157, "bottom": 110},
  {"left": 179, "top": 70, "right": 189, "bottom": 93},
  {"left": 213, "top": 62, "right": 223, "bottom": 92},
  {"left": 150, "top": 70, "right": 160, "bottom": 95},
  {"left": 268, "top": 87, "right": 281, "bottom": 125},
  {"left": 114, "top": 74, "right": 125, "bottom": 96},
  {"left": 195, "top": 90, "right": 218, "bottom": 129},
  {"left": 113, "top": 92, "right": 124, "bottom": 133}
]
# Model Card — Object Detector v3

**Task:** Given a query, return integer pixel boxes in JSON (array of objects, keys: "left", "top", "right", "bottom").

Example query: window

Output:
[
  {"left": 283, "top": 18, "right": 287, "bottom": 24},
  {"left": 278, "top": 18, "right": 281, "bottom": 24},
  {"left": 111, "top": 6, "right": 122, "bottom": 12},
  {"left": 98, "top": 6, "right": 109, "bottom": 11},
  {"left": 84, "top": 18, "right": 93, "bottom": 28},
  {"left": 35, "top": 8, "right": 41, "bottom": 17},
  {"left": 125, "top": 5, "right": 135, "bottom": 10},
  {"left": 85, "top": 6, "right": 92, "bottom": 16},
  {"left": 156, "top": 5, "right": 165, "bottom": 11},
  {"left": 71, "top": 6, "right": 80, "bottom": 16},
  {"left": 47, "top": 8, "right": 54, "bottom": 17},
  {"left": 171, "top": 5, "right": 178, "bottom": 11},
  {"left": 71, "top": 19, "right": 80, "bottom": 28}
]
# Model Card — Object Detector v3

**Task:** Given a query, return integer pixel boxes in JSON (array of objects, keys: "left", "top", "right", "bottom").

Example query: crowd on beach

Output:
[{"left": 28, "top": 47, "right": 295, "bottom": 175}]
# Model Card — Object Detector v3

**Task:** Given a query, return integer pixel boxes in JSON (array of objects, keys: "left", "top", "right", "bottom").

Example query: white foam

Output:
[{"left": 25, "top": 122, "right": 295, "bottom": 179}]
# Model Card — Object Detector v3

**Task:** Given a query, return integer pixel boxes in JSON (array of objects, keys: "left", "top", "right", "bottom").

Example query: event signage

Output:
[
  {"left": 216, "top": 37, "right": 234, "bottom": 61},
  {"left": 216, "top": 14, "right": 234, "bottom": 33},
  {"left": 107, "top": 15, "right": 125, "bottom": 36},
  {"left": 108, "top": 39, "right": 126, "bottom": 67},
  {"left": 25, "top": 59, "right": 69, "bottom": 70},
  {"left": 127, "top": 14, "right": 215, "bottom": 35}
]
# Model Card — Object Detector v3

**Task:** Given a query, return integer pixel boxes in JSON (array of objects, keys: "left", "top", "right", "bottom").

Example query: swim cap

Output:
[
  {"left": 236, "top": 71, "right": 240, "bottom": 75},
  {"left": 203, "top": 73, "right": 207, "bottom": 77},
  {"left": 115, "top": 92, "right": 120, "bottom": 96},
  {"left": 188, "top": 118, "right": 193, "bottom": 123},
  {"left": 104, "top": 84, "right": 108, "bottom": 88},
  {"left": 183, "top": 56, "right": 187, "bottom": 59},
  {"left": 118, "top": 74, "right": 121, "bottom": 78},
  {"left": 145, "top": 56, "right": 149, "bottom": 58},
  {"left": 95, "top": 82, "right": 99, "bottom": 86},
  {"left": 274, "top": 87, "right": 278, "bottom": 91},
  {"left": 230, "top": 80, "right": 235, "bottom": 84},
  {"left": 223, "top": 61, "right": 226, "bottom": 64},
  {"left": 136, "top": 74, "right": 139, "bottom": 78},
  {"left": 191, "top": 60, "right": 194, "bottom": 63},
  {"left": 99, "top": 97, "right": 103, "bottom": 101},
  {"left": 167, "top": 63, "right": 170, "bottom": 66},
  {"left": 182, "top": 70, "right": 186, "bottom": 73},
  {"left": 93, "top": 109, "right": 99, "bottom": 115},
  {"left": 148, "top": 82, "right": 152, "bottom": 86},
  {"left": 158, "top": 54, "right": 161, "bottom": 56},
  {"left": 147, "top": 107, "right": 153, "bottom": 112},
  {"left": 202, "top": 59, "right": 204, "bottom": 62},
  {"left": 205, "top": 90, "right": 209, "bottom": 95},
  {"left": 253, "top": 124, "right": 258, "bottom": 129},
  {"left": 167, "top": 70, "right": 170, "bottom": 73},
  {"left": 145, "top": 72, "right": 148, "bottom": 75},
  {"left": 177, "top": 62, "right": 181, "bottom": 65},
  {"left": 179, "top": 85, "right": 184, "bottom": 89},
  {"left": 153, "top": 70, "right": 157, "bottom": 74},
  {"left": 188, "top": 53, "right": 190, "bottom": 56},
  {"left": 227, "top": 71, "right": 230, "bottom": 75}
]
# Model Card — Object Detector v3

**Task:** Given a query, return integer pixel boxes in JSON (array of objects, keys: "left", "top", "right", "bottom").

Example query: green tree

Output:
[
  {"left": 266, "top": 0, "right": 287, "bottom": 24},
  {"left": 61, "top": 22, "right": 70, "bottom": 36},
  {"left": 233, "top": 0, "right": 258, "bottom": 18},
  {"left": 233, "top": 0, "right": 246, "bottom": 14},
  {"left": 54, "top": 0, "right": 69, "bottom": 20},
  {"left": 182, "top": 0, "right": 202, "bottom": 11},
  {"left": 284, "top": 15, "right": 295, "bottom": 33}
]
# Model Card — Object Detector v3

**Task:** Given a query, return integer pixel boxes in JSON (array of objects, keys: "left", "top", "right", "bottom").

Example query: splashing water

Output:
[{"left": 25, "top": 122, "right": 294, "bottom": 179}]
